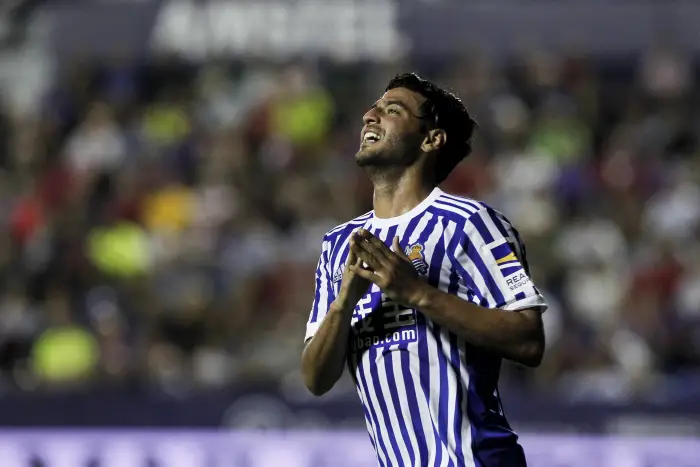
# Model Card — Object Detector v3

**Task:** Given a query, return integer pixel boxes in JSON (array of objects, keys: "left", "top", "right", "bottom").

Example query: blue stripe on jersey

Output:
[
  {"left": 466, "top": 348, "right": 525, "bottom": 466},
  {"left": 490, "top": 243, "right": 512, "bottom": 262},
  {"left": 326, "top": 212, "right": 372, "bottom": 237},
  {"left": 379, "top": 224, "right": 418, "bottom": 466},
  {"left": 326, "top": 228, "right": 349, "bottom": 284},
  {"left": 353, "top": 359, "right": 383, "bottom": 466},
  {"left": 448, "top": 220, "right": 489, "bottom": 307},
  {"left": 450, "top": 331, "right": 467, "bottom": 467},
  {"left": 503, "top": 217, "right": 540, "bottom": 297},
  {"left": 345, "top": 224, "right": 387, "bottom": 466},
  {"left": 462, "top": 233, "right": 506, "bottom": 307},
  {"left": 442, "top": 193, "right": 482, "bottom": 212},
  {"left": 367, "top": 227, "right": 406, "bottom": 466},
  {"left": 334, "top": 242, "right": 351, "bottom": 298},
  {"left": 327, "top": 225, "right": 350, "bottom": 252},
  {"left": 414, "top": 214, "right": 445, "bottom": 466},
  {"left": 383, "top": 351, "right": 416, "bottom": 466},
  {"left": 400, "top": 349, "right": 428, "bottom": 464},
  {"left": 417, "top": 314, "right": 445, "bottom": 467},
  {"left": 483, "top": 209, "right": 530, "bottom": 275},
  {"left": 310, "top": 189, "right": 542, "bottom": 467},
  {"left": 446, "top": 237, "right": 468, "bottom": 467},
  {"left": 357, "top": 355, "right": 390, "bottom": 466},
  {"left": 425, "top": 220, "right": 452, "bottom": 466},
  {"left": 398, "top": 214, "right": 430, "bottom": 465},
  {"left": 369, "top": 348, "right": 402, "bottom": 467},
  {"left": 500, "top": 265, "right": 522, "bottom": 277},
  {"left": 356, "top": 227, "right": 393, "bottom": 466},
  {"left": 492, "top": 210, "right": 542, "bottom": 298},
  {"left": 349, "top": 348, "right": 381, "bottom": 463},
  {"left": 310, "top": 255, "right": 324, "bottom": 323},
  {"left": 358, "top": 390, "right": 381, "bottom": 465},
  {"left": 433, "top": 199, "right": 481, "bottom": 220},
  {"left": 465, "top": 358, "right": 486, "bottom": 467},
  {"left": 347, "top": 313, "right": 380, "bottom": 462},
  {"left": 309, "top": 240, "right": 335, "bottom": 324},
  {"left": 468, "top": 212, "right": 494, "bottom": 244},
  {"left": 483, "top": 208, "right": 510, "bottom": 239}
]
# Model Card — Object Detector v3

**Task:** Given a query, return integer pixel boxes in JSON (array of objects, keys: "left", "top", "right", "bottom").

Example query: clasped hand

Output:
[{"left": 348, "top": 229, "right": 428, "bottom": 309}]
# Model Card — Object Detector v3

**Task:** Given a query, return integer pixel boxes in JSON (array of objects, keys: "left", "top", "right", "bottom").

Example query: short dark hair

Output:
[{"left": 385, "top": 73, "right": 477, "bottom": 184}]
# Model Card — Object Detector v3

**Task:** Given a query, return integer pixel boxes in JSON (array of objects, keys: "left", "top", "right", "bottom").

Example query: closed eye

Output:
[{"left": 369, "top": 100, "right": 411, "bottom": 117}]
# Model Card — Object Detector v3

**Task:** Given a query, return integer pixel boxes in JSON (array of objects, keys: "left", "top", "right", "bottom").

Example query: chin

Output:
[{"left": 355, "top": 146, "right": 384, "bottom": 167}]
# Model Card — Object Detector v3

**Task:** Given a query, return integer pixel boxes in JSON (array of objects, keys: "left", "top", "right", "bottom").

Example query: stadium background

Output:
[{"left": 0, "top": 0, "right": 699, "bottom": 465}]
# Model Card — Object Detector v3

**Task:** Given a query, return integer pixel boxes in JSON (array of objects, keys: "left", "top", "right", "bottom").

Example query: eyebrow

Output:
[{"left": 371, "top": 99, "right": 414, "bottom": 114}]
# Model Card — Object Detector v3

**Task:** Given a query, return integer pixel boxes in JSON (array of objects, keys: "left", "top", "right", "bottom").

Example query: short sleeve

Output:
[
  {"left": 450, "top": 208, "right": 547, "bottom": 312},
  {"left": 305, "top": 236, "right": 337, "bottom": 341}
]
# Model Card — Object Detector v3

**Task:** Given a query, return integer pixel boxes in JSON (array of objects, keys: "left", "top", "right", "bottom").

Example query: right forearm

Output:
[{"left": 301, "top": 300, "right": 354, "bottom": 396}]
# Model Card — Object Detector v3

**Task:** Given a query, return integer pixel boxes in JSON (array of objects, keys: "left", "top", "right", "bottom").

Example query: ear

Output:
[{"left": 421, "top": 129, "right": 446, "bottom": 154}]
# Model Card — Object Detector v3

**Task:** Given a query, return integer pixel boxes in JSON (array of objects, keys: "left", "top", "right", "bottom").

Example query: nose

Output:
[{"left": 362, "top": 107, "right": 379, "bottom": 126}]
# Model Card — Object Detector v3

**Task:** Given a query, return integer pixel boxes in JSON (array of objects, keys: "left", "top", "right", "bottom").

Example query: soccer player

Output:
[{"left": 301, "top": 73, "right": 547, "bottom": 467}]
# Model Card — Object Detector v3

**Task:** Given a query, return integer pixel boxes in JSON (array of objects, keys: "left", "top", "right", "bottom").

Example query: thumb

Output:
[
  {"left": 393, "top": 236, "right": 409, "bottom": 260},
  {"left": 346, "top": 242, "right": 357, "bottom": 264}
]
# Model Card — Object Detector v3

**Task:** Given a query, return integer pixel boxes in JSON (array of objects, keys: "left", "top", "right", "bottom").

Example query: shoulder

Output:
[
  {"left": 432, "top": 191, "right": 514, "bottom": 234},
  {"left": 431, "top": 191, "right": 493, "bottom": 222},
  {"left": 322, "top": 211, "right": 373, "bottom": 245}
]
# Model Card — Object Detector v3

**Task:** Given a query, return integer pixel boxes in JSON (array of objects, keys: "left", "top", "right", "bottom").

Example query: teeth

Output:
[{"left": 364, "top": 131, "right": 380, "bottom": 142}]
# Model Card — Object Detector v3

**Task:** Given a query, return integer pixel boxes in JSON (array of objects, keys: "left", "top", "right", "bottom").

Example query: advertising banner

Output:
[
  {"left": 43, "top": 0, "right": 700, "bottom": 61},
  {"left": 0, "top": 386, "right": 699, "bottom": 435},
  {"left": 0, "top": 431, "right": 697, "bottom": 467}
]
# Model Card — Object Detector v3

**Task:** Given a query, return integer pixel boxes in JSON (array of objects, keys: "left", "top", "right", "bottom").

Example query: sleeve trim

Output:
[
  {"left": 502, "top": 294, "right": 548, "bottom": 312},
  {"left": 304, "top": 321, "right": 320, "bottom": 342}
]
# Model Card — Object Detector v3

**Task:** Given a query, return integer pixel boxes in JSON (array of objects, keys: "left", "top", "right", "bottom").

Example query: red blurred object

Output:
[
  {"left": 10, "top": 196, "right": 44, "bottom": 243},
  {"left": 441, "top": 152, "right": 492, "bottom": 197},
  {"left": 38, "top": 166, "right": 73, "bottom": 210},
  {"left": 631, "top": 255, "right": 684, "bottom": 300}
]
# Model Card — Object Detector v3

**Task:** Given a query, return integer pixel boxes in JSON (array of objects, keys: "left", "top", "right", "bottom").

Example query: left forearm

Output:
[
  {"left": 347, "top": 229, "right": 545, "bottom": 366},
  {"left": 414, "top": 284, "right": 544, "bottom": 367}
]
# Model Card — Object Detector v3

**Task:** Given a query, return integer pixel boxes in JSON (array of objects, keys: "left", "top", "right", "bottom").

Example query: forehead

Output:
[{"left": 378, "top": 87, "right": 426, "bottom": 112}]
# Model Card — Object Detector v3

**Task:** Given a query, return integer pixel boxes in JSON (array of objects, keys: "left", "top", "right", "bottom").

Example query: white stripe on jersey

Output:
[
  {"left": 305, "top": 188, "right": 547, "bottom": 467},
  {"left": 349, "top": 351, "right": 387, "bottom": 466},
  {"left": 375, "top": 222, "right": 421, "bottom": 465}
]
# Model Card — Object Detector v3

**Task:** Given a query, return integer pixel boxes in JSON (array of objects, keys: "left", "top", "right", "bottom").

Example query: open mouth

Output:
[{"left": 362, "top": 131, "right": 382, "bottom": 144}]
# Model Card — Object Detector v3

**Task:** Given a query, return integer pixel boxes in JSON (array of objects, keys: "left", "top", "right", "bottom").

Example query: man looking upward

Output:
[{"left": 301, "top": 73, "right": 547, "bottom": 467}]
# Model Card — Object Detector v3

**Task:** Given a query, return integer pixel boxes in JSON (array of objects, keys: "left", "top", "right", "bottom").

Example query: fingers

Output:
[
  {"left": 347, "top": 249, "right": 364, "bottom": 269},
  {"left": 394, "top": 237, "right": 411, "bottom": 263},
  {"left": 392, "top": 236, "right": 409, "bottom": 261},
  {"left": 351, "top": 242, "right": 382, "bottom": 270},
  {"left": 351, "top": 230, "right": 378, "bottom": 269},
  {"left": 347, "top": 237, "right": 358, "bottom": 265},
  {"left": 348, "top": 264, "right": 378, "bottom": 282},
  {"left": 355, "top": 229, "right": 393, "bottom": 262}
]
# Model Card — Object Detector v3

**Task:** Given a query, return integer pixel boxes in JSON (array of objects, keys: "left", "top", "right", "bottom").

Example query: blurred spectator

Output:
[
  {"left": 31, "top": 289, "right": 99, "bottom": 388},
  {"left": 0, "top": 43, "right": 698, "bottom": 403},
  {"left": 0, "top": 280, "right": 38, "bottom": 389},
  {"left": 65, "top": 102, "right": 127, "bottom": 175}
]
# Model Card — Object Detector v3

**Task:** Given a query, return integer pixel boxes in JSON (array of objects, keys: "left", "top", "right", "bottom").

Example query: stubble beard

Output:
[
  {"left": 356, "top": 143, "right": 423, "bottom": 186},
  {"left": 355, "top": 134, "right": 415, "bottom": 169}
]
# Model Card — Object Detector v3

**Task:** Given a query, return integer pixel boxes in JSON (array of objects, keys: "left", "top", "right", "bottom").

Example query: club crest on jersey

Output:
[{"left": 405, "top": 244, "right": 429, "bottom": 275}]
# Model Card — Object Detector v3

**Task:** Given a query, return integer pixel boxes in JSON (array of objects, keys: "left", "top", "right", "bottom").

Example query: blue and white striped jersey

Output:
[{"left": 305, "top": 187, "right": 547, "bottom": 467}]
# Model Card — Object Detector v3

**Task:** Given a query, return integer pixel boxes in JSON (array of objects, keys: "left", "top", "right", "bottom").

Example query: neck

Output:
[{"left": 370, "top": 168, "right": 435, "bottom": 219}]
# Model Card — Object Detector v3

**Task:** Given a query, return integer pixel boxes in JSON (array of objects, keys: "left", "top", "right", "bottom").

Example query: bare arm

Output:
[
  {"left": 301, "top": 233, "right": 370, "bottom": 396},
  {"left": 349, "top": 229, "right": 546, "bottom": 367},
  {"left": 415, "top": 286, "right": 545, "bottom": 366},
  {"left": 301, "top": 300, "right": 355, "bottom": 396}
]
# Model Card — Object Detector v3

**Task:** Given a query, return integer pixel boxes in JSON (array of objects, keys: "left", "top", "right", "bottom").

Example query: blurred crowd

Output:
[{"left": 0, "top": 46, "right": 699, "bottom": 402}]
